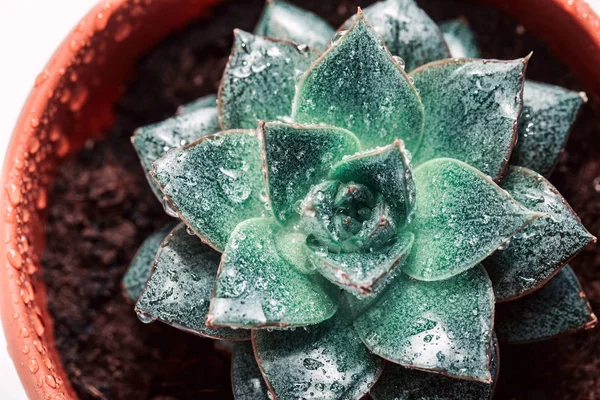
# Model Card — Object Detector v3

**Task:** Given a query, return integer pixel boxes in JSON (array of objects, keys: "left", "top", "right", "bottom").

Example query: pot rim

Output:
[{"left": 1, "top": 0, "right": 600, "bottom": 399}]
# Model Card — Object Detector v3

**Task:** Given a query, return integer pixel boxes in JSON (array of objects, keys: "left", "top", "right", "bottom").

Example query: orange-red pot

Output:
[{"left": 1, "top": 0, "right": 599, "bottom": 398}]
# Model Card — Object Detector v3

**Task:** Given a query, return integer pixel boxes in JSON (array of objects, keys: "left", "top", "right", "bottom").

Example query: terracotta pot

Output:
[{"left": 1, "top": 0, "right": 599, "bottom": 398}]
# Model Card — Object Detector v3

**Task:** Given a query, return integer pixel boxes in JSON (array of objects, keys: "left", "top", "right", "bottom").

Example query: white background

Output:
[{"left": 2, "top": 1, "right": 600, "bottom": 399}]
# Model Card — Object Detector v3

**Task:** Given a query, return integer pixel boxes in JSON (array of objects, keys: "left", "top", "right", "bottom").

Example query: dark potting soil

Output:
[{"left": 41, "top": 0, "right": 600, "bottom": 399}]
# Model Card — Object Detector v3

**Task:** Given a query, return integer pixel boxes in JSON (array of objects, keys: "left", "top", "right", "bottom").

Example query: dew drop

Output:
[
  {"left": 45, "top": 374, "right": 57, "bottom": 389},
  {"left": 186, "top": 226, "right": 196, "bottom": 236},
  {"left": 22, "top": 345, "right": 30, "bottom": 354},
  {"left": 5, "top": 184, "right": 21, "bottom": 206},
  {"left": 95, "top": 12, "right": 108, "bottom": 31},
  {"left": 32, "top": 313, "right": 45, "bottom": 337},
  {"left": 331, "top": 30, "right": 347, "bottom": 45},
  {"left": 28, "top": 358, "right": 39, "bottom": 374},
  {"left": 114, "top": 23, "right": 132, "bottom": 42},
  {"left": 136, "top": 310, "right": 156, "bottom": 324},
  {"left": 392, "top": 56, "right": 406, "bottom": 70},
  {"left": 7, "top": 249, "right": 22, "bottom": 270},
  {"left": 13, "top": 312, "right": 19, "bottom": 319},
  {"left": 35, "top": 71, "right": 49, "bottom": 88},
  {"left": 19, "top": 327, "right": 30, "bottom": 338},
  {"left": 162, "top": 197, "right": 178, "bottom": 218}
]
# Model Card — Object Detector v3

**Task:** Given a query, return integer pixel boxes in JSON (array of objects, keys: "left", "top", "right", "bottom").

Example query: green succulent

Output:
[{"left": 123, "top": 0, "right": 597, "bottom": 398}]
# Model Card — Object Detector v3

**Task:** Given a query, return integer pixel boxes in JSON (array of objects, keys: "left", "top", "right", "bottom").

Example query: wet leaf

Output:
[
  {"left": 329, "top": 140, "right": 416, "bottom": 228},
  {"left": 255, "top": 0, "right": 335, "bottom": 51},
  {"left": 371, "top": 335, "right": 499, "bottom": 400},
  {"left": 511, "top": 81, "right": 584, "bottom": 175},
  {"left": 122, "top": 224, "right": 174, "bottom": 302},
  {"left": 135, "top": 224, "right": 249, "bottom": 341},
  {"left": 260, "top": 121, "right": 360, "bottom": 223},
  {"left": 484, "top": 166, "right": 595, "bottom": 301},
  {"left": 218, "top": 30, "right": 319, "bottom": 131},
  {"left": 411, "top": 57, "right": 527, "bottom": 178},
  {"left": 253, "top": 301, "right": 383, "bottom": 400},
  {"left": 496, "top": 266, "right": 597, "bottom": 343},
  {"left": 351, "top": 265, "right": 495, "bottom": 382},
  {"left": 232, "top": 342, "right": 269, "bottom": 400},
  {"left": 439, "top": 19, "right": 481, "bottom": 58},
  {"left": 152, "top": 130, "right": 269, "bottom": 252},
  {"left": 132, "top": 98, "right": 220, "bottom": 200},
  {"left": 177, "top": 93, "right": 217, "bottom": 115},
  {"left": 307, "top": 231, "right": 414, "bottom": 297},
  {"left": 293, "top": 11, "right": 424, "bottom": 152},
  {"left": 208, "top": 218, "right": 339, "bottom": 329},
  {"left": 342, "top": 0, "right": 450, "bottom": 71},
  {"left": 405, "top": 158, "right": 542, "bottom": 281}
]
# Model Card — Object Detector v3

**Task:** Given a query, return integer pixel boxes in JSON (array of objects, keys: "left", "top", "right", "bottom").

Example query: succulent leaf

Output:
[
  {"left": 293, "top": 11, "right": 424, "bottom": 153},
  {"left": 439, "top": 19, "right": 482, "bottom": 59},
  {"left": 351, "top": 265, "right": 495, "bottom": 382},
  {"left": 253, "top": 301, "right": 383, "bottom": 400},
  {"left": 511, "top": 81, "right": 584, "bottom": 175},
  {"left": 232, "top": 342, "right": 269, "bottom": 400},
  {"left": 177, "top": 93, "right": 218, "bottom": 115},
  {"left": 255, "top": 0, "right": 335, "bottom": 52},
  {"left": 343, "top": 0, "right": 450, "bottom": 71},
  {"left": 496, "top": 265, "right": 597, "bottom": 343},
  {"left": 135, "top": 224, "right": 249, "bottom": 341},
  {"left": 405, "top": 158, "right": 542, "bottom": 281},
  {"left": 260, "top": 122, "right": 361, "bottom": 223},
  {"left": 329, "top": 140, "right": 416, "bottom": 228},
  {"left": 152, "top": 130, "right": 269, "bottom": 252},
  {"left": 132, "top": 97, "right": 220, "bottom": 200},
  {"left": 208, "top": 218, "right": 340, "bottom": 329},
  {"left": 218, "top": 30, "right": 320, "bottom": 130},
  {"left": 484, "top": 166, "right": 595, "bottom": 301},
  {"left": 122, "top": 224, "right": 175, "bottom": 302},
  {"left": 371, "top": 335, "right": 499, "bottom": 400},
  {"left": 307, "top": 231, "right": 414, "bottom": 297},
  {"left": 411, "top": 57, "right": 528, "bottom": 179}
]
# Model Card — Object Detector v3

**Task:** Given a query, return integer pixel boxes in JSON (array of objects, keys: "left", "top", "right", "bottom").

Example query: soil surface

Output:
[{"left": 42, "top": 0, "right": 600, "bottom": 399}]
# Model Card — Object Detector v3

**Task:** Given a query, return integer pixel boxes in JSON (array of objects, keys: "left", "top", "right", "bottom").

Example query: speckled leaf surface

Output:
[
  {"left": 405, "top": 159, "right": 540, "bottom": 281},
  {"left": 260, "top": 122, "right": 360, "bottom": 223},
  {"left": 484, "top": 166, "right": 595, "bottom": 301},
  {"left": 177, "top": 93, "right": 217, "bottom": 115},
  {"left": 307, "top": 231, "right": 414, "bottom": 297},
  {"left": 343, "top": 0, "right": 450, "bottom": 71},
  {"left": 351, "top": 265, "right": 495, "bottom": 382},
  {"left": 218, "top": 30, "right": 319, "bottom": 131},
  {"left": 293, "top": 12, "right": 424, "bottom": 152},
  {"left": 411, "top": 58, "right": 527, "bottom": 178},
  {"left": 152, "top": 130, "right": 269, "bottom": 252},
  {"left": 255, "top": 0, "right": 335, "bottom": 51},
  {"left": 329, "top": 140, "right": 416, "bottom": 227},
  {"left": 132, "top": 102, "right": 220, "bottom": 200},
  {"left": 511, "top": 81, "right": 584, "bottom": 175},
  {"left": 232, "top": 342, "right": 269, "bottom": 400},
  {"left": 253, "top": 302, "right": 383, "bottom": 400},
  {"left": 208, "top": 218, "right": 339, "bottom": 329},
  {"left": 122, "top": 224, "right": 174, "bottom": 302},
  {"left": 371, "top": 335, "right": 499, "bottom": 400},
  {"left": 135, "top": 224, "right": 249, "bottom": 341},
  {"left": 496, "top": 266, "right": 597, "bottom": 343},
  {"left": 439, "top": 19, "right": 481, "bottom": 58}
]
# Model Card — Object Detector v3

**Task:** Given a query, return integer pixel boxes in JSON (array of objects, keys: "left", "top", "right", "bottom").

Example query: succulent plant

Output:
[{"left": 123, "top": 0, "right": 597, "bottom": 398}]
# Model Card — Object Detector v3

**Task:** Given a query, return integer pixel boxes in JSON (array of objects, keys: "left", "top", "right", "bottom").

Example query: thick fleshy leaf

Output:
[
  {"left": 405, "top": 158, "right": 541, "bottom": 281},
  {"left": 329, "top": 140, "right": 416, "bottom": 227},
  {"left": 253, "top": 302, "right": 383, "bottom": 400},
  {"left": 411, "top": 57, "right": 528, "bottom": 178},
  {"left": 122, "top": 224, "right": 174, "bottom": 302},
  {"left": 293, "top": 11, "right": 424, "bottom": 152},
  {"left": 218, "top": 30, "right": 319, "bottom": 131},
  {"left": 152, "top": 130, "right": 269, "bottom": 252},
  {"left": 439, "top": 19, "right": 482, "bottom": 58},
  {"left": 177, "top": 93, "right": 217, "bottom": 115},
  {"left": 132, "top": 101, "right": 220, "bottom": 200},
  {"left": 351, "top": 265, "right": 495, "bottom": 382},
  {"left": 255, "top": 0, "right": 335, "bottom": 51},
  {"left": 207, "top": 218, "right": 339, "bottom": 329},
  {"left": 371, "top": 335, "right": 499, "bottom": 400},
  {"left": 307, "top": 231, "right": 414, "bottom": 297},
  {"left": 260, "top": 121, "right": 360, "bottom": 223},
  {"left": 232, "top": 342, "right": 269, "bottom": 400},
  {"left": 135, "top": 224, "right": 249, "bottom": 341},
  {"left": 496, "top": 266, "right": 597, "bottom": 343},
  {"left": 484, "top": 166, "right": 595, "bottom": 301},
  {"left": 511, "top": 81, "right": 584, "bottom": 175},
  {"left": 343, "top": 0, "right": 450, "bottom": 71}
]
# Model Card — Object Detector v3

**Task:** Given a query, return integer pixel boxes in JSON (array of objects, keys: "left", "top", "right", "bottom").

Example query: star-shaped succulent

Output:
[{"left": 123, "top": 0, "right": 597, "bottom": 398}]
